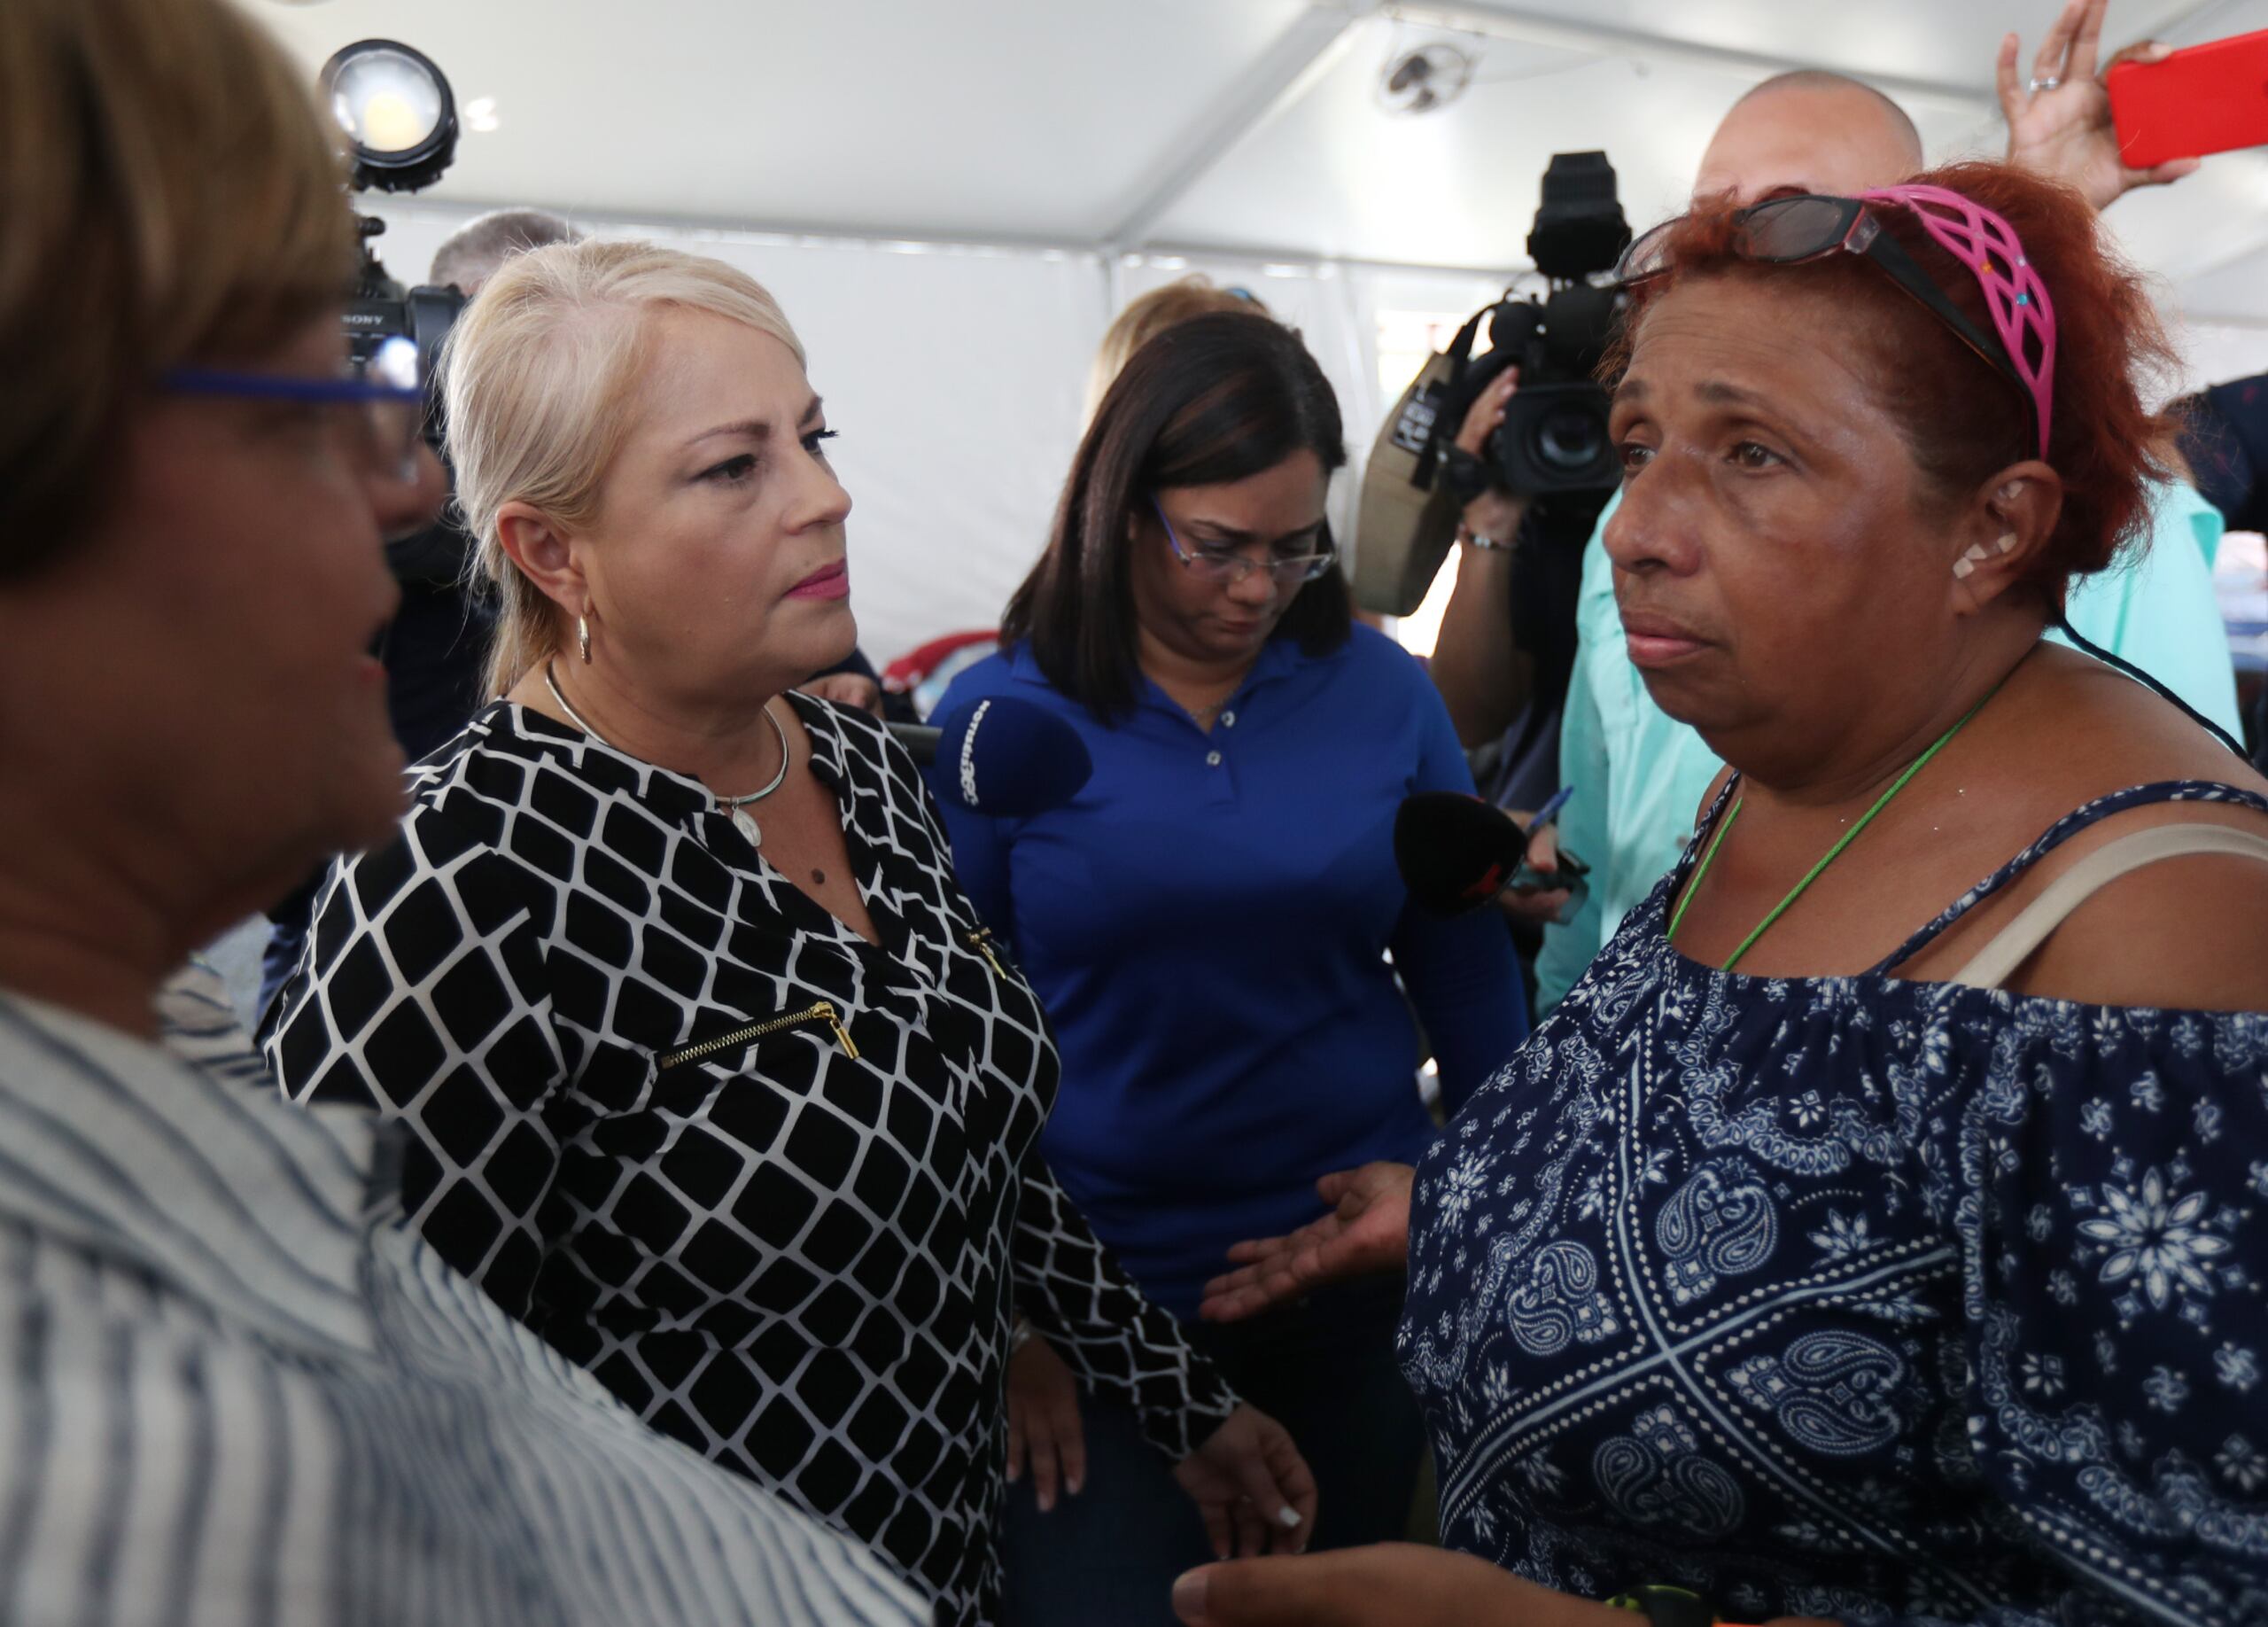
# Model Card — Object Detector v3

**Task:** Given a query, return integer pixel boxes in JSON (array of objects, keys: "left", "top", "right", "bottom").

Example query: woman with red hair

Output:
[{"left": 1174, "top": 163, "right": 2268, "bottom": 1627}]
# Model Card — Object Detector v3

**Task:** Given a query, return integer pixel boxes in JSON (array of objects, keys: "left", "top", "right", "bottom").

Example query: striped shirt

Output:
[{"left": 0, "top": 979, "right": 928, "bottom": 1627}]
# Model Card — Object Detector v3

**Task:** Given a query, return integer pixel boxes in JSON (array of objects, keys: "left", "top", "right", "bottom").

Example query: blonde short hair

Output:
[
  {"left": 0, "top": 0, "right": 354, "bottom": 575},
  {"left": 1086, "top": 276, "right": 1270, "bottom": 419},
  {"left": 441, "top": 239, "right": 807, "bottom": 697}
]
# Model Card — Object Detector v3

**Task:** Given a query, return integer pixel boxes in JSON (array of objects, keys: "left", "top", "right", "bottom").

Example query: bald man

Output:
[
  {"left": 1693, "top": 70, "right": 1924, "bottom": 200},
  {"left": 1429, "top": 36, "right": 2239, "bottom": 1016}
]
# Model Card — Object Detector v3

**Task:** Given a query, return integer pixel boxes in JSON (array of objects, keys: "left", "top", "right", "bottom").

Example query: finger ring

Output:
[{"left": 2027, "top": 75, "right": 2062, "bottom": 92}]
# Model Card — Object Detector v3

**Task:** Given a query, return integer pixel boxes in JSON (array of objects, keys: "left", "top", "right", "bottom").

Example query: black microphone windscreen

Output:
[
  {"left": 925, "top": 696, "right": 1092, "bottom": 817},
  {"left": 1395, "top": 791, "right": 1526, "bottom": 915},
  {"left": 885, "top": 723, "right": 943, "bottom": 766}
]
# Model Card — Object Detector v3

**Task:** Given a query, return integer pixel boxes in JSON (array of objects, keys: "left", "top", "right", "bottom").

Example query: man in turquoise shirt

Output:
[
  {"left": 1534, "top": 479, "right": 2239, "bottom": 1008},
  {"left": 1425, "top": 47, "right": 2241, "bottom": 1009}
]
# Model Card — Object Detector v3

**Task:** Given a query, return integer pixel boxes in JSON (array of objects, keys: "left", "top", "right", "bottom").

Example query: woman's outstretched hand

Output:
[
  {"left": 1170, "top": 1544, "right": 1619, "bottom": 1627},
  {"left": 1171, "top": 1545, "right": 1838, "bottom": 1627},
  {"left": 1198, "top": 1163, "right": 1415, "bottom": 1323},
  {"left": 1172, "top": 1405, "right": 1319, "bottom": 1561}
]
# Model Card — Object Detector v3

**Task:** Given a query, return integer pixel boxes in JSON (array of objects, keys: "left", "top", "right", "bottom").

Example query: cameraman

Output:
[
  {"left": 1427, "top": 369, "right": 1527, "bottom": 748},
  {"left": 1427, "top": 369, "right": 1600, "bottom": 930},
  {"left": 385, "top": 210, "right": 583, "bottom": 758},
  {"left": 251, "top": 209, "right": 581, "bottom": 1021},
  {"left": 1430, "top": 21, "right": 2241, "bottom": 1013}
]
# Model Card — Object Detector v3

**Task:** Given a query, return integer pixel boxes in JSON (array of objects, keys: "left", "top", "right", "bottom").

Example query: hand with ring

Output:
[
  {"left": 1999, "top": 0, "right": 2202, "bottom": 210},
  {"left": 1171, "top": 1405, "right": 1318, "bottom": 1560}
]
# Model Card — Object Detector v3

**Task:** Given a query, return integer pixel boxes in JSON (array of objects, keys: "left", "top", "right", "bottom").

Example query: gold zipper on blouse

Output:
[
  {"left": 658, "top": 1000, "right": 858, "bottom": 1070},
  {"left": 967, "top": 928, "right": 1006, "bottom": 977}
]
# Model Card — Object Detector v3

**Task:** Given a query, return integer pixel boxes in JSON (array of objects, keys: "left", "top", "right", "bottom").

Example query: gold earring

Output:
[{"left": 578, "top": 614, "right": 592, "bottom": 664}]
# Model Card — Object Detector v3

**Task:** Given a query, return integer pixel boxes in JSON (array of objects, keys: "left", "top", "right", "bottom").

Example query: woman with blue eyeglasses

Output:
[{"left": 938, "top": 311, "right": 1526, "bottom": 1623}]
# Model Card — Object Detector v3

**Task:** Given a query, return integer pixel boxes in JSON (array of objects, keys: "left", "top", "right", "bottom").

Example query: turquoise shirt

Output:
[{"left": 1534, "top": 479, "right": 2241, "bottom": 1011}]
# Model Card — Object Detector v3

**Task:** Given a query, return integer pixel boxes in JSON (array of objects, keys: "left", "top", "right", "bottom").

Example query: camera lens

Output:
[{"left": 1533, "top": 404, "right": 1605, "bottom": 471}]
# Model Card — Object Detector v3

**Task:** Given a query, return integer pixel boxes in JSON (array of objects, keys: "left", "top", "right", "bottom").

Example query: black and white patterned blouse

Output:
[{"left": 264, "top": 694, "right": 1236, "bottom": 1624}]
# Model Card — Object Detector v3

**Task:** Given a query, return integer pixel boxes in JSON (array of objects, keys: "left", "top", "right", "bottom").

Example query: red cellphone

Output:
[{"left": 2107, "top": 27, "right": 2268, "bottom": 168}]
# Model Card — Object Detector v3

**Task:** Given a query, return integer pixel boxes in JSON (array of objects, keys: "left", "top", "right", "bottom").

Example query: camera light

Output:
[
  {"left": 321, "top": 40, "right": 457, "bottom": 194},
  {"left": 366, "top": 334, "right": 421, "bottom": 392}
]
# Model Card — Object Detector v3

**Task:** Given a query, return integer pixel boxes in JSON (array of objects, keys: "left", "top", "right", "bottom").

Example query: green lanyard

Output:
[{"left": 1667, "top": 696, "right": 1988, "bottom": 973}]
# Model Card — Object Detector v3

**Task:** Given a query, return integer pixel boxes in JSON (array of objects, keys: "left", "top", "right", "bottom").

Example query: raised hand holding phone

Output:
[{"left": 1999, "top": 0, "right": 2202, "bottom": 209}]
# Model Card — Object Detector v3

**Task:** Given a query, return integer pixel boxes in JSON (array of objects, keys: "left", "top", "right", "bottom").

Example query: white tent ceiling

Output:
[
  {"left": 256, "top": 0, "right": 2268, "bottom": 315},
  {"left": 243, "top": 0, "right": 2268, "bottom": 667}
]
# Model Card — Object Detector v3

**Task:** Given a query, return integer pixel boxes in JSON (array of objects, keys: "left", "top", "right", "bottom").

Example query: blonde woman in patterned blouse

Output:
[{"left": 265, "top": 239, "right": 1317, "bottom": 1625}]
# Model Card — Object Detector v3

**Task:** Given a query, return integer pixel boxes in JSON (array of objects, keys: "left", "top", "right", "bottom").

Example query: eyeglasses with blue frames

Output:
[
  {"left": 1151, "top": 495, "right": 1335, "bottom": 586},
  {"left": 162, "top": 334, "right": 426, "bottom": 482}
]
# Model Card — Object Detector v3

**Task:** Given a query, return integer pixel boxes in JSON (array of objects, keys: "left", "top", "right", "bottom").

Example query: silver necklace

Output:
[{"left": 542, "top": 660, "right": 789, "bottom": 848}]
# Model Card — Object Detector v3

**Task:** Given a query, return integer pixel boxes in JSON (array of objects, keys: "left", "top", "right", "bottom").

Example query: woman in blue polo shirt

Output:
[{"left": 939, "top": 311, "right": 1524, "bottom": 1620}]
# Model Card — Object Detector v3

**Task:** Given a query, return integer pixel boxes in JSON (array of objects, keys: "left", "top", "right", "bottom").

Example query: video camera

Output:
[
  {"left": 324, "top": 41, "right": 468, "bottom": 448},
  {"left": 350, "top": 216, "right": 462, "bottom": 450},
  {"left": 321, "top": 40, "right": 472, "bottom": 583},
  {"left": 1353, "top": 152, "right": 1630, "bottom": 617},
  {"left": 1443, "top": 152, "right": 1630, "bottom": 498}
]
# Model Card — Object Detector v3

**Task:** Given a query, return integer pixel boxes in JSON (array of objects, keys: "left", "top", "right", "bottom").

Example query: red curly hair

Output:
[{"left": 1605, "top": 161, "right": 2180, "bottom": 596}]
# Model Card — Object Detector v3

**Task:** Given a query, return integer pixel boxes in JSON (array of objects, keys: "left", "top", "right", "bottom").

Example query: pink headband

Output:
[{"left": 1861, "top": 183, "right": 2057, "bottom": 459}]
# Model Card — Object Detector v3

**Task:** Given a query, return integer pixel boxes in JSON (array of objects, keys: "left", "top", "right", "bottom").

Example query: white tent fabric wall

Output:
[
  {"left": 2178, "top": 323, "right": 2268, "bottom": 397},
  {"left": 376, "top": 193, "right": 2267, "bottom": 677},
  {"left": 379, "top": 201, "right": 1512, "bottom": 669}
]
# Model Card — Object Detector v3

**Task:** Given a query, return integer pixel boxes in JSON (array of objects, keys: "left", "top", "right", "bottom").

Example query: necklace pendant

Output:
[{"left": 731, "top": 806, "right": 764, "bottom": 848}]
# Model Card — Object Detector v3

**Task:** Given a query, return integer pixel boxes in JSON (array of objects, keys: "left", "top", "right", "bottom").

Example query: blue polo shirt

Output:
[{"left": 938, "top": 626, "right": 1526, "bottom": 1317}]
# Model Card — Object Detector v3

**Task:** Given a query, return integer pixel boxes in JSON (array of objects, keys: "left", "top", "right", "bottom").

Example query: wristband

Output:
[{"left": 1456, "top": 524, "right": 1515, "bottom": 553}]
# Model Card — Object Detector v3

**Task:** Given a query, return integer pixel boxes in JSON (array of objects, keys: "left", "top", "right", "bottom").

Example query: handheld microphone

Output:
[
  {"left": 1394, "top": 792, "right": 1528, "bottom": 915},
  {"left": 892, "top": 696, "right": 1093, "bottom": 817},
  {"left": 886, "top": 723, "right": 944, "bottom": 764}
]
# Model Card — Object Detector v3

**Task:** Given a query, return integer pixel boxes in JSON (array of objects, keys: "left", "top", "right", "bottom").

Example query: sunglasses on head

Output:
[{"left": 1616, "top": 186, "right": 2056, "bottom": 460}]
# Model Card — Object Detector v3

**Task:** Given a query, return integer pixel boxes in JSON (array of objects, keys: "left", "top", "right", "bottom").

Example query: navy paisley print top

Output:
[{"left": 1401, "top": 780, "right": 2268, "bottom": 1627}]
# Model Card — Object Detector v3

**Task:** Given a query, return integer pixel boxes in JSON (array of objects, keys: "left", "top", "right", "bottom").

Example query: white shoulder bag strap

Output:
[{"left": 1951, "top": 822, "right": 2268, "bottom": 991}]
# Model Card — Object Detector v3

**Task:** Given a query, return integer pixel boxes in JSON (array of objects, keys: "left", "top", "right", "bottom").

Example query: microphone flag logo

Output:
[{"left": 957, "top": 699, "right": 991, "bottom": 809}]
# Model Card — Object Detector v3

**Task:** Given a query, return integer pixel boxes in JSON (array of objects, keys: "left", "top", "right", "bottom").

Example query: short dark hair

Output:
[
  {"left": 429, "top": 208, "right": 581, "bottom": 298},
  {"left": 1003, "top": 310, "right": 1351, "bottom": 719}
]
